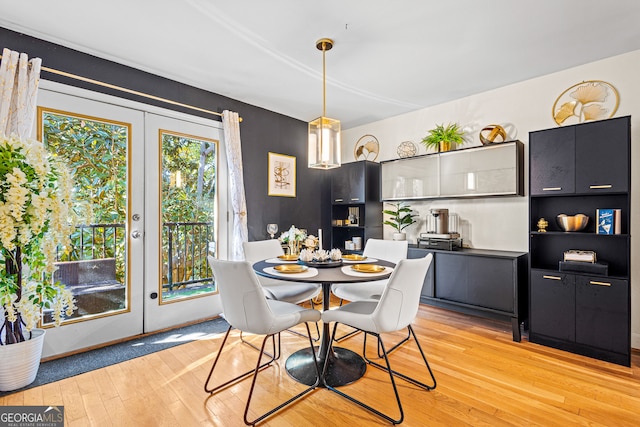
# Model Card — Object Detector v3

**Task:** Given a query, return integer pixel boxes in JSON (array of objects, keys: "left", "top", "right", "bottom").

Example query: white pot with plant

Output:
[
  {"left": 383, "top": 202, "right": 418, "bottom": 241},
  {"left": 421, "top": 122, "right": 465, "bottom": 152},
  {"left": 0, "top": 135, "right": 77, "bottom": 391}
]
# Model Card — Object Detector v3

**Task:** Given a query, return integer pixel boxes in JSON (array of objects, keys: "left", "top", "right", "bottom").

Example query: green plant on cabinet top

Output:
[{"left": 421, "top": 122, "right": 465, "bottom": 152}]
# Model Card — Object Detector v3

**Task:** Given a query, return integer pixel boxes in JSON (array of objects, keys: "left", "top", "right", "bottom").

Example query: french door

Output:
[{"left": 35, "top": 83, "right": 225, "bottom": 357}]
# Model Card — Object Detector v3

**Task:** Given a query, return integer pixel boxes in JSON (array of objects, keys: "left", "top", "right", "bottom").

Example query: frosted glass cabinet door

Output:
[
  {"left": 440, "top": 143, "right": 521, "bottom": 197},
  {"left": 381, "top": 155, "right": 439, "bottom": 200}
]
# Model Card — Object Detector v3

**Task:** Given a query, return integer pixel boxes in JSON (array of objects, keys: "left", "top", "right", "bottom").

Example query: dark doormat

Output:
[{"left": 0, "top": 316, "right": 229, "bottom": 396}]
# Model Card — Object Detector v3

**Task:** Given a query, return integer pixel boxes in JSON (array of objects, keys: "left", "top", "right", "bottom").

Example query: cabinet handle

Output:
[
  {"left": 350, "top": 198, "right": 360, "bottom": 201},
  {"left": 589, "top": 281, "right": 611, "bottom": 287},
  {"left": 542, "top": 187, "right": 562, "bottom": 191},
  {"left": 542, "top": 275, "right": 562, "bottom": 280},
  {"left": 334, "top": 198, "right": 344, "bottom": 202},
  {"left": 589, "top": 184, "right": 612, "bottom": 189}
]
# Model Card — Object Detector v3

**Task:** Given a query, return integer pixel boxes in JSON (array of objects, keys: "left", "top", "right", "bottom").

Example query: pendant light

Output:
[{"left": 308, "top": 38, "right": 341, "bottom": 169}]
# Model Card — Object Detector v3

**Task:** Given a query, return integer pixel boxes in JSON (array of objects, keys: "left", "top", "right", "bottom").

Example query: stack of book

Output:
[
  {"left": 596, "top": 208, "right": 622, "bottom": 235},
  {"left": 560, "top": 250, "right": 608, "bottom": 275}
]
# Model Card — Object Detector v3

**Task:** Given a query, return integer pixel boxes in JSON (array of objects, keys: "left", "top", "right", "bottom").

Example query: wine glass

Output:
[{"left": 266, "top": 223, "right": 278, "bottom": 239}]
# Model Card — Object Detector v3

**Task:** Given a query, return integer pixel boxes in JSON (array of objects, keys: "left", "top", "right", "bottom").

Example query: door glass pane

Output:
[
  {"left": 160, "top": 130, "right": 217, "bottom": 302},
  {"left": 38, "top": 108, "right": 129, "bottom": 324}
]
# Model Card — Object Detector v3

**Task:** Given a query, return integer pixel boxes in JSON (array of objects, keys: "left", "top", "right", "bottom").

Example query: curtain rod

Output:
[{"left": 0, "top": 53, "right": 242, "bottom": 122}]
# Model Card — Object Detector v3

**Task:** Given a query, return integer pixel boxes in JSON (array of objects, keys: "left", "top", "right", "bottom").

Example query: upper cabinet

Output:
[
  {"left": 530, "top": 116, "right": 630, "bottom": 196},
  {"left": 381, "top": 140, "right": 524, "bottom": 201},
  {"left": 331, "top": 161, "right": 366, "bottom": 204}
]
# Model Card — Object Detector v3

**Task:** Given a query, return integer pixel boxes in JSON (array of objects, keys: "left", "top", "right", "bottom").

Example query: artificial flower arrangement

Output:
[
  {"left": 278, "top": 225, "right": 316, "bottom": 255},
  {"left": 0, "top": 134, "right": 77, "bottom": 346}
]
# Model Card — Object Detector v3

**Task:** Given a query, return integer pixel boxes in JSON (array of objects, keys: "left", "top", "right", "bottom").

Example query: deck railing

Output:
[{"left": 57, "top": 222, "right": 215, "bottom": 291}]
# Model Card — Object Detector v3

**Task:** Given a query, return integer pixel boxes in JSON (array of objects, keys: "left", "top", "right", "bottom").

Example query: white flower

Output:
[{"left": 1, "top": 134, "right": 78, "bottom": 343}]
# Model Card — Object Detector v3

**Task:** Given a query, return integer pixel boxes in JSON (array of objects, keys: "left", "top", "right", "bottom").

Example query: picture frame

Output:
[{"left": 268, "top": 152, "right": 296, "bottom": 197}]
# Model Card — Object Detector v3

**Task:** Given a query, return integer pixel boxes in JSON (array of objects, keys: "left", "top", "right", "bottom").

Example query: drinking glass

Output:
[{"left": 267, "top": 223, "right": 278, "bottom": 239}]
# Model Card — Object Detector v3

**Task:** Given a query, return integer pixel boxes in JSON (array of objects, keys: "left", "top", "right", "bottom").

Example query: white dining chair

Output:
[
  {"left": 205, "top": 257, "right": 321, "bottom": 425},
  {"left": 243, "top": 239, "right": 321, "bottom": 304},
  {"left": 321, "top": 254, "right": 436, "bottom": 424},
  {"left": 243, "top": 239, "right": 321, "bottom": 341},
  {"left": 331, "top": 238, "right": 408, "bottom": 344}
]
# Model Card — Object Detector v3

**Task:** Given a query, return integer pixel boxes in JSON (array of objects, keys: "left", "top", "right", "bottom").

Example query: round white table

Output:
[{"left": 252, "top": 258, "right": 394, "bottom": 387}]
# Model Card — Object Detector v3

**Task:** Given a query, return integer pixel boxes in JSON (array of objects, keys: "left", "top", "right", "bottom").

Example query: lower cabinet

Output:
[
  {"left": 409, "top": 247, "right": 528, "bottom": 342},
  {"left": 529, "top": 269, "right": 630, "bottom": 366}
]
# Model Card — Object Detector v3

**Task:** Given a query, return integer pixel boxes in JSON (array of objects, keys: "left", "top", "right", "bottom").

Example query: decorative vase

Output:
[
  {"left": 288, "top": 240, "right": 301, "bottom": 256},
  {"left": 439, "top": 141, "right": 452, "bottom": 152},
  {"left": 392, "top": 232, "right": 407, "bottom": 241},
  {"left": 0, "top": 328, "right": 45, "bottom": 391}
]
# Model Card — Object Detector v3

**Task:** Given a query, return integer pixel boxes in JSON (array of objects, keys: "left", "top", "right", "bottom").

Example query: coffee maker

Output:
[{"left": 419, "top": 208, "right": 462, "bottom": 250}]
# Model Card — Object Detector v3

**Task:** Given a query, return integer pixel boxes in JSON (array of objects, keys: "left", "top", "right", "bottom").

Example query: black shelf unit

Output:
[
  {"left": 528, "top": 116, "right": 631, "bottom": 366},
  {"left": 330, "top": 161, "right": 382, "bottom": 253}
]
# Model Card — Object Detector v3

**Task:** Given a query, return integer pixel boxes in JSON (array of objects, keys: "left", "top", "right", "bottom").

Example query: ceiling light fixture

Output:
[{"left": 308, "top": 38, "right": 341, "bottom": 169}]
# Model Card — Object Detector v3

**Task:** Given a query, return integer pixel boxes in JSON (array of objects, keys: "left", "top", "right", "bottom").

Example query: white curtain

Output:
[
  {"left": 222, "top": 110, "right": 248, "bottom": 260},
  {"left": 0, "top": 48, "right": 42, "bottom": 138}
]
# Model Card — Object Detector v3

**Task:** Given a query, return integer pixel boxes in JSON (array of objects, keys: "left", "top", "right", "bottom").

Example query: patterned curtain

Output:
[
  {"left": 0, "top": 48, "right": 42, "bottom": 138},
  {"left": 222, "top": 110, "right": 248, "bottom": 260}
]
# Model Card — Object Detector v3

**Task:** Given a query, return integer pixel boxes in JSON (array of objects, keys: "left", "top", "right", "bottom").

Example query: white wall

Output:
[{"left": 343, "top": 49, "right": 640, "bottom": 350}]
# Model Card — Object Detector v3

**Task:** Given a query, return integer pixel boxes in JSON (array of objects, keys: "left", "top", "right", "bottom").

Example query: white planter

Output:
[
  {"left": 0, "top": 328, "right": 45, "bottom": 391},
  {"left": 392, "top": 232, "right": 407, "bottom": 241}
]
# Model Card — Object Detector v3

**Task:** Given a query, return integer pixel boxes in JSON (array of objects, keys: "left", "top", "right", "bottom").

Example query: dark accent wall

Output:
[{"left": 1, "top": 27, "right": 331, "bottom": 242}]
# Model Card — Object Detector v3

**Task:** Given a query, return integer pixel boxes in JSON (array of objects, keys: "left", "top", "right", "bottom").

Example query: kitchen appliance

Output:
[{"left": 429, "top": 208, "right": 449, "bottom": 234}]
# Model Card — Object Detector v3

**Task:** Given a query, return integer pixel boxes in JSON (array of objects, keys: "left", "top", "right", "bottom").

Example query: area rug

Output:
[{"left": 0, "top": 316, "right": 229, "bottom": 396}]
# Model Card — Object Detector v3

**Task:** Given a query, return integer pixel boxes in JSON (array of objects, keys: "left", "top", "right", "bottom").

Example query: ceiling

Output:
[{"left": 2, "top": 0, "right": 640, "bottom": 129}]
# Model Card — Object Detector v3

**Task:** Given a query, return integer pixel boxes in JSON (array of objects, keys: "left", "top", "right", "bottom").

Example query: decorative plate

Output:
[
  {"left": 274, "top": 264, "right": 308, "bottom": 273},
  {"left": 552, "top": 80, "right": 619, "bottom": 126},
  {"left": 301, "top": 259, "right": 343, "bottom": 268},
  {"left": 342, "top": 254, "right": 368, "bottom": 261},
  {"left": 277, "top": 254, "right": 299, "bottom": 261},
  {"left": 351, "top": 264, "right": 386, "bottom": 273},
  {"left": 354, "top": 134, "right": 380, "bottom": 161}
]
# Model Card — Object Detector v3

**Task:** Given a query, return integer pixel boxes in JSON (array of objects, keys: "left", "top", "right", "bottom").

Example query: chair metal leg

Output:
[
  {"left": 377, "top": 327, "right": 411, "bottom": 358},
  {"left": 244, "top": 322, "right": 321, "bottom": 425},
  {"left": 364, "top": 325, "right": 436, "bottom": 391},
  {"left": 332, "top": 299, "right": 362, "bottom": 342},
  {"left": 204, "top": 325, "right": 278, "bottom": 393},
  {"left": 239, "top": 330, "right": 280, "bottom": 360},
  {"left": 322, "top": 323, "right": 405, "bottom": 424}
]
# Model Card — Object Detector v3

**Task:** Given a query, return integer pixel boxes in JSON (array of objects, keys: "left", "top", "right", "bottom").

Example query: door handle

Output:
[
  {"left": 589, "top": 281, "right": 611, "bottom": 287},
  {"left": 131, "top": 230, "right": 142, "bottom": 239},
  {"left": 589, "top": 184, "right": 612, "bottom": 189},
  {"left": 542, "top": 275, "right": 562, "bottom": 280},
  {"left": 542, "top": 187, "right": 562, "bottom": 191}
]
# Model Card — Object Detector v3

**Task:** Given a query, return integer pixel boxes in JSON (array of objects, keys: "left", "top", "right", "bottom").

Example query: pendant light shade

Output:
[{"left": 308, "top": 38, "right": 341, "bottom": 169}]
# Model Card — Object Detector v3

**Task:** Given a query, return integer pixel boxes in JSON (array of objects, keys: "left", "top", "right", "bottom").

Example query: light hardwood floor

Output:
[{"left": 1, "top": 303, "right": 638, "bottom": 426}]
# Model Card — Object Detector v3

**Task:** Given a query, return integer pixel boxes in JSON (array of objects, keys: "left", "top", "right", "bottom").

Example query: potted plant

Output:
[
  {"left": 383, "top": 202, "right": 418, "bottom": 240},
  {"left": 0, "top": 134, "right": 77, "bottom": 391},
  {"left": 421, "top": 122, "right": 466, "bottom": 152}
]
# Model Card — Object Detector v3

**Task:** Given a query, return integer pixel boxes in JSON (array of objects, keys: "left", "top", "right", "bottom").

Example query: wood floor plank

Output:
[{"left": 2, "top": 304, "right": 638, "bottom": 426}]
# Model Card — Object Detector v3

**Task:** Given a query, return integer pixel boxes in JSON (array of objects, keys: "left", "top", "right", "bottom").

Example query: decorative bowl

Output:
[{"left": 556, "top": 214, "right": 589, "bottom": 232}]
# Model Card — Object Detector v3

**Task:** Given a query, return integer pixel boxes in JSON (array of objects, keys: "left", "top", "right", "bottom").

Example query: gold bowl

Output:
[{"left": 556, "top": 214, "right": 589, "bottom": 232}]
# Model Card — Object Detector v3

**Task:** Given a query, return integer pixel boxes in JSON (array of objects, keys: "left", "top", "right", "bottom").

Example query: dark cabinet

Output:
[
  {"left": 575, "top": 116, "right": 630, "bottom": 193},
  {"left": 409, "top": 247, "right": 528, "bottom": 342},
  {"left": 331, "top": 161, "right": 366, "bottom": 204},
  {"left": 528, "top": 116, "right": 631, "bottom": 366},
  {"left": 408, "top": 248, "right": 435, "bottom": 298},
  {"left": 529, "top": 270, "right": 575, "bottom": 342},
  {"left": 330, "top": 161, "right": 382, "bottom": 253},
  {"left": 530, "top": 116, "right": 630, "bottom": 196},
  {"left": 530, "top": 126, "right": 575, "bottom": 195}
]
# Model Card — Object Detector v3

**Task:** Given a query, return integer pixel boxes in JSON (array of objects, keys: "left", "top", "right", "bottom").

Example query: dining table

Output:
[{"left": 252, "top": 256, "right": 395, "bottom": 388}]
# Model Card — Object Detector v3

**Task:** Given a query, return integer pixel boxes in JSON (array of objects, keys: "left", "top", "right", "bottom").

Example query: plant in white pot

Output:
[
  {"left": 0, "top": 134, "right": 77, "bottom": 391},
  {"left": 383, "top": 202, "right": 418, "bottom": 240}
]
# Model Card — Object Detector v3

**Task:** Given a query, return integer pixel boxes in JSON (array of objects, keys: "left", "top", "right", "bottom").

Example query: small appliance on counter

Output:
[{"left": 419, "top": 208, "right": 462, "bottom": 250}]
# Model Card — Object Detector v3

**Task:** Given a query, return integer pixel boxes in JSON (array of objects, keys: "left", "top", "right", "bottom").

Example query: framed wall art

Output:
[{"left": 268, "top": 152, "right": 296, "bottom": 197}]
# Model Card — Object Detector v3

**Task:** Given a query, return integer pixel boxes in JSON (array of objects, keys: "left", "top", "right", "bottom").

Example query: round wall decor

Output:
[
  {"left": 396, "top": 141, "right": 417, "bottom": 158},
  {"left": 354, "top": 134, "right": 380, "bottom": 161},
  {"left": 552, "top": 80, "right": 619, "bottom": 126}
]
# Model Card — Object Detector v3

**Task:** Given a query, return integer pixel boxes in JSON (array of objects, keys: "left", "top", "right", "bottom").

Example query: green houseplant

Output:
[
  {"left": 421, "top": 122, "right": 465, "bottom": 152},
  {"left": 383, "top": 202, "right": 418, "bottom": 240}
]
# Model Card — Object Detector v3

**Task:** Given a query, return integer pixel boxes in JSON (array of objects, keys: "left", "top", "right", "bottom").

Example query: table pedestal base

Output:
[{"left": 285, "top": 346, "right": 366, "bottom": 387}]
